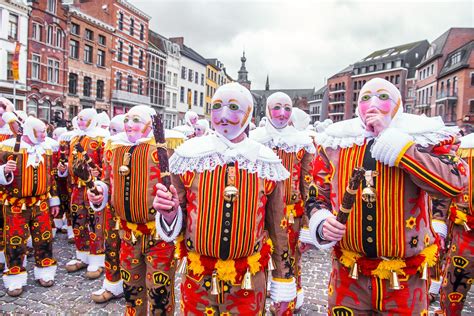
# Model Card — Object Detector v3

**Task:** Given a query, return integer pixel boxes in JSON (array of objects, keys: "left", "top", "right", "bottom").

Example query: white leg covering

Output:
[
  {"left": 66, "top": 226, "right": 74, "bottom": 239},
  {"left": 3, "top": 272, "right": 27, "bottom": 291},
  {"left": 295, "top": 289, "right": 305, "bottom": 309},
  {"left": 0, "top": 251, "right": 5, "bottom": 264},
  {"left": 429, "top": 277, "right": 443, "bottom": 295},
  {"left": 93, "top": 278, "right": 124, "bottom": 296},
  {"left": 52, "top": 228, "right": 57, "bottom": 238},
  {"left": 87, "top": 254, "right": 105, "bottom": 272},
  {"left": 67, "top": 250, "right": 89, "bottom": 266},
  {"left": 26, "top": 236, "right": 33, "bottom": 248},
  {"left": 53, "top": 218, "right": 64, "bottom": 230},
  {"left": 34, "top": 265, "right": 57, "bottom": 282}
]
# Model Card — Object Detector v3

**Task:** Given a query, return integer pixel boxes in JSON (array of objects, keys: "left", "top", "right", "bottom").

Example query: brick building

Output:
[
  {"left": 0, "top": 0, "right": 28, "bottom": 111},
  {"left": 26, "top": 0, "right": 68, "bottom": 122},
  {"left": 73, "top": 0, "right": 151, "bottom": 116},
  {"left": 147, "top": 29, "right": 166, "bottom": 115},
  {"left": 415, "top": 28, "right": 474, "bottom": 121},
  {"left": 63, "top": 5, "right": 114, "bottom": 119},
  {"left": 327, "top": 65, "right": 352, "bottom": 122}
]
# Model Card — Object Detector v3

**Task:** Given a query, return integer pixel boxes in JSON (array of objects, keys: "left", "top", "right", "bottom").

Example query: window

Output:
[
  {"left": 140, "top": 24, "right": 144, "bottom": 40},
  {"left": 32, "top": 55, "right": 41, "bottom": 80},
  {"left": 138, "top": 79, "right": 143, "bottom": 95},
  {"left": 201, "top": 74, "right": 205, "bottom": 86},
  {"left": 97, "top": 49, "right": 105, "bottom": 67},
  {"left": 194, "top": 90, "right": 198, "bottom": 105},
  {"left": 47, "top": 59, "right": 59, "bottom": 83},
  {"left": 195, "top": 72, "right": 198, "bottom": 84},
  {"left": 118, "top": 41, "right": 123, "bottom": 61},
  {"left": 118, "top": 12, "right": 123, "bottom": 30},
  {"left": 166, "top": 71, "right": 171, "bottom": 84},
  {"left": 47, "top": 0, "right": 56, "bottom": 13},
  {"left": 165, "top": 91, "right": 171, "bottom": 107},
  {"left": 32, "top": 23, "right": 43, "bottom": 41},
  {"left": 172, "top": 93, "right": 177, "bottom": 108},
  {"left": 129, "top": 18, "right": 134, "bottom": 36},
  {"left": 84, "top": 76, "right": 92, "bottom": 97},
  {"left": 471, "top": 73, "right": 474, "bottom": 86},
  {"left": 470, "top": 100, "right": 474, "bottom": 113},
  {"left": 98, "top": 34, "right": 106, "bottom": 46},
  {"left": 200, "top": 92, "right": 203, "bottom": 107},
  {"left": 7, "top": 53, "right": 13, "bottom": 80},
  {"left": 127, "top": 76, "right": 133, "bottom": 92},
  {"left": 138, "top": 50, "right": 143, "bottom": 69},
  {"left": 56, "top": 29, "right": 63, "bottom": 48},
  {"left": 47, "top": 25, "right": 54, "bottom": 45},
  {"left": 71, "top": 23, "right": 80, "bottom": 36},
  {"left": 8, "top": 14, "right": 18, "bottom": 40},
  {"left": 128, "top": 46, "right": 133, "bottom": 65},
  {"left": 173, "top": 73, "right": 178, "bottom": 86},
  {"left": 188, "top": 69, "right": 193, "bottom": 82},
  {"left": 180, "top": 87, "right": 185, "bottom": 102},
  {"left": 395, "top": 75, "right": 400, "bottom": 85},
  {"left": 69, "top": 39, "right": 79, "bottom": 58},
  {"left": 181, "top": 66, "right": 186, "bottom": 79},
  {"left": 116, "top": 72, "right": 122, "bottom": 90},
  {"left": 395, "top": 60, "right": 402, "bottom": 68},
  {"left": 85, "top": 29, "right": 93, "bottom": 41},
  {"left": 451, "top": 52, "right": 462, "bottom": 65},
  {"left": 97, "top": 80, "right": 104, "bottom": 99},
  {"left": 68, "top": 73, "right": 78, "bottom": 94},
  {"left": 84, "top": 45, "right": 93, "bottom": 63}
]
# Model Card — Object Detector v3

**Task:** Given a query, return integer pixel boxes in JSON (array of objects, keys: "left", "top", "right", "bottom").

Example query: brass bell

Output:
[
  {"left": 21, "top": 203, "right": 27, "bottom": 211},
  {"left": 288, "top": 212, "right": 295, "bottom": 224},
  {"left": 177, "top": 257, "right": 187, "bottom": 275},
  {"left": 211, "top": 271, "right": 220, "bottom": 295},
  {"left": 118, "top": 165, "right": 130, "bottom": 177},
  {"left": 114, "top": 218, "right": 120, "bottom": 231},
  {"left": 463, "top": 221, "right": 471, "bottom": 232},
  {"left": 241, "top": 268, "right": 253, "bottom": 290},
  {"left": 267, "top": 257, "right": 275, "bottom": 272},
  {"left": 131, "top": 231, "right": 137, "bottom": 244},
  {"left": 389, "top": 271, "right": 400, "bottom": 290},
  {"left": 154, "top": 228, "right": 161, "bottom": 241},
  {"left": 4, "top": 200, "right": 9, "bottom": 206},
  {"left": 223, "top": 185, "right": 239, "bottom": 202},
  {"left": 421, "top": 262, "right": 429, "bottom": 281},
  {"left": 362, "top": 186, "right": 377, "bottom": 208},
  {"left": 349, "top": 262, "right": 359, "bottom": 280}
]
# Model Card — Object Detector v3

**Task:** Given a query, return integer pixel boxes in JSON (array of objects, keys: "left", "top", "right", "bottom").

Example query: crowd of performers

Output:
[{"left": 0, "top": 77, "right": 472, "bottom": 315}]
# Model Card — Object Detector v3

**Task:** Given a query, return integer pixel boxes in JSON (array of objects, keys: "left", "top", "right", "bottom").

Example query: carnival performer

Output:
[
  {"left": 87, "top": 105, "right": 176, "bottom": 314},
  {"left": 50, "top": 127, "right": 68, "bottom": 235},
  {"left": 0, "top": 97, "right": 15, "bottom": 271},
  {"left": 155, "top": 82, "right": 296, "bottom": 315},
  {"left": 58, "top": 108, "right": 108, "bottom": 279},
  {"left": 0, "top": 117, "right": 60, "bottom": 297},
  {"left": 193, "top": 119, "right": 210, "bottom": 137},
  {"left": 97, "top": 112, "right": 111, "bottom": 131},
  {"left": 309, "top": 78, "right": 467, "bottom": 315},
  {"left": 173, "top": 110, "right": 198, "bottom": 138},
  {"left": 251, "top": 93, "right": 316, "bottom": 313},
  {"left": 90, "top": 113, "right": 125, "bottom": 304},
  {"left": 438, "top": 132, "right": 474, "bottom": 315}
]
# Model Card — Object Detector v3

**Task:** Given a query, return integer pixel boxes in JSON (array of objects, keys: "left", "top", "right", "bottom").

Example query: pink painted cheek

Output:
[
  {"left": 270, "top": 108, "right": 281, "bottom": 118},
  {"left": 358, "top": 102, "right": 370, "bottom": 119},
  {"left": 376, "top": 100, "right": 393, "bottom": 113}
]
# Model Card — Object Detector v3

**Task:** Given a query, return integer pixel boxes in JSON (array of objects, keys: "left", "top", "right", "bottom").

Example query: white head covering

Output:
[
  {"left": 53, "top": 127, "right": 67, "bottom": 141},
  {"left": 97, "top": 112, "right": 111, "bottom": 129},
  {"left": 195, "top": 119, "right": 209, "bottom": 130},
  {"left": 23, "top": 117, "right": 48, "bottom": 167},
  {"left": 356, "top": 78, "right": 403, "bottom": 120},
  {"left": 265, "top": 92, "right": 293, "bottom": 129},
  {"left": 77, "top": 108, "right": 98, "bottom": 132},
  {"left": 126, "top": 105, "right": 156, "bottom": 125},
  {"left": 249, "top": 122, "right": 256, "bottom": 131},
  {"left": 72, "top": 116, "right": 78, "bottom": 130},
  {"left": 290, "top": 108, "right": 310, "bottom": 131},
  {"left": 110, "top": 114, "right": 125, "bottom": 135},
  {"left": 185, "top": 110, "right": 198, "bottom": 127},
  {"left": 0, "top": 97, "right": 15, "bottom": 111},
  {"left": 24, "top": 117, "right": 45, "bottom": 145}
]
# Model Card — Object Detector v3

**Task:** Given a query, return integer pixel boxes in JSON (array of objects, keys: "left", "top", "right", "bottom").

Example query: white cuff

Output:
[
  {"left": 429, "top": 277, "right": 442, "bottom": 294},
  {"left": 58, "top": 166, "right": 68, "bottom": 178},
  {"left": 53, "top": 218, "right": 64, "bottom": 229},
  {"left": 66, "top": 225, "right": 74, "bottom": 239},
  {"left": 155, "top": 206, "right": 183, "bottom": 242},
  {"left": 296, "top": 289, "right": 304, "bottom": 309},
  {"left": 74, "top": 250, "right": 89, "bottom": 264},
  {"left": 3, "top": 272, "right": 27, "bottom": 291},
  {"left": 49, "top": 197, "right": 60, "bottom": 207},
  {"left": 299, "top": 227, "right": 313, "bottom": 245},
  {"left": 270, "top": 278, "right": 297, "bottom": 302},
  {"left": 101, "top": 278, "right": 124, "bottom": 296},
  {"left": 89, "top": 180, "right": 108, "bottom": 212},
  {"left": 0, "top": 251, "right": 5, "bottom": 264},
  {"left": 27, "top": 236, "right": 32, "bottom": 248},
  {"left": 34, "top": 265, "right": 57, "bottom": 281},
  {"left": 309, "top": 209, "right": 337, "bottom": 250},
  {"left": 432, "top": 220, "right": 448, "bottom": 239},
  {"left": 87, "top": 254, "right": 105, "bottom": 272},
  {"left": 0, "top": 165, "right": 14, "bottom": 185},
  {"left": 371, "top": 128, "right": 413, "bottom": 167}
]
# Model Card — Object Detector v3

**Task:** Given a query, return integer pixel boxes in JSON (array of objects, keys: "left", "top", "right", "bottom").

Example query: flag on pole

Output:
[{"left": 12, "top": 41, "right": 21, "bottom": 81}]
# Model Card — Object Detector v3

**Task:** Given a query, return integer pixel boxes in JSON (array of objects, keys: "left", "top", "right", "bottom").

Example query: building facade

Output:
[
  {"left": 63, "top": 5, "right": 114, "bottom": 119},
  {"left": 0, "top": 0, "right": 28, "bottom": 111},
  {"left": 205, "top": 58, "right": 229, "bottom": 117},
  {"left": 327, "top": 65, "right": 353, "bottom": 122},
  {"left": 147, "top": 30, "right": 166, "bottom": 115},
  {"left": 308, "top": 86, "right": 328, "bottom": 124},
  {"left": 170, "top": 37, "right": 207, "bottom": 123},
  {"left": 26, "top": 0, "right": 68, "bottom": 122}
]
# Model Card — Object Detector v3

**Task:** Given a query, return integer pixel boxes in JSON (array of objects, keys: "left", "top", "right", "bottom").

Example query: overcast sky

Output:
[{"left": 131, "top": 0, "right": 473, "bottom": 90}]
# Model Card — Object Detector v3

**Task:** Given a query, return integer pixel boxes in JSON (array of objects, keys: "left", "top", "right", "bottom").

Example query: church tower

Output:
[{"left": 237, "top": 51, "right": 251, "bottom": 90}]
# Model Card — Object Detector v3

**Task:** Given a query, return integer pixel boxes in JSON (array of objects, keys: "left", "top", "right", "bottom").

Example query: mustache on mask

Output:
[{"left": 213, "top": 118, "right": 240, "bottom": 126}]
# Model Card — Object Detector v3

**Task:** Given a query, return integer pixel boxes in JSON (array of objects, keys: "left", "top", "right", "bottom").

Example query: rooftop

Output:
[{"left": 438, "top": 40, "right": 473, "bottom": 78}]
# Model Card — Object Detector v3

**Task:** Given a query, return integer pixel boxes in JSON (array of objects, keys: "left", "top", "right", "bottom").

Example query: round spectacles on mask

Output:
[{"left": 360, "top": 93, "right": 394, "bottom": 103}]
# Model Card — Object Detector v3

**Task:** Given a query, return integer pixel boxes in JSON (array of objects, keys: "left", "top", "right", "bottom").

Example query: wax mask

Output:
[
  {"left": 210, "top": 83, "right": 253, "bottom": 141},
  {"left": 266, "top": 92, "right": 293, "bottom": 129}
]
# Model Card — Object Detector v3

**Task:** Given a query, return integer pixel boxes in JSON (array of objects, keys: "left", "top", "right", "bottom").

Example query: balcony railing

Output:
[
  {"left": 329, "top": 86, "right": 346, "bottom": 92},
  {"left": 329, "top": 97, "right": 345, "bottom": 105},
  {"left": 436, "top": 91, "right": 458, "bottom": 101},
  {"left": 112, "top": 90, "right": 150, "bottom": 105}
]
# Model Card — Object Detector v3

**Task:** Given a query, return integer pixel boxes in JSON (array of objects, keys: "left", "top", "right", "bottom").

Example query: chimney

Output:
[{"left": 169, "top": 37, "right": 184, "bottom": 48}]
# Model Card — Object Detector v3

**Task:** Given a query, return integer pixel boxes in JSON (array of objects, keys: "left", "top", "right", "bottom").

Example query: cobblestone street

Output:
[{"left": 0, "top": 232, "right": 473, "bottom": 315}]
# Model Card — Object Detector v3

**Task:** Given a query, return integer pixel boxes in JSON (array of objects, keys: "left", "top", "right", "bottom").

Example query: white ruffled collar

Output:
[
  {"left": 170, "top": 133, "right": 289, "bottom": 181},
  {"left": 1, "top": 137, "right": 56, "bottom": 168},
  {"left": 250, "top": 124, "right": 316, "bottom": 154},
  {"left": 318, "top": 113, "right": 459, "bottom": 149},
  {"left": 0, "top": 124, "right": 12, "bottom": 136},
  {"left": 71, "top": 127, "right": 109, "bottom": 139},
  {"left": 108, "top": 131, "right": 153, "bottom": 146},
  {"left": 460, "top": 133, "right": 474, "bottom": 149}
]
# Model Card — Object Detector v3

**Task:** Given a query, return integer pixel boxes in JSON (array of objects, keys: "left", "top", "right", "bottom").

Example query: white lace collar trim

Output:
[
  {"left": 170, "top": 134, "right": 290, "bottom": 181},
  {"left": 250, "top": 124, "right": 316, "bottom": 154},
  {"left": 318, "top": 113, "right": 460, "bottom": 149}
]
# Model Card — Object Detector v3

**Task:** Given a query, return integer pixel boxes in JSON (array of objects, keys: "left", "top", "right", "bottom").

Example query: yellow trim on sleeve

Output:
[{"left": 394, "top": 141, "right": 415, "bottom": 167}]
